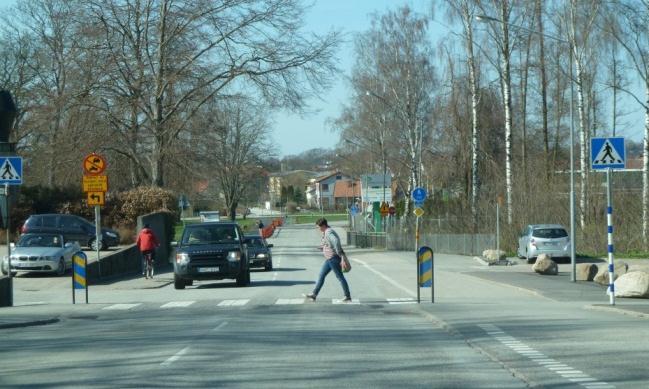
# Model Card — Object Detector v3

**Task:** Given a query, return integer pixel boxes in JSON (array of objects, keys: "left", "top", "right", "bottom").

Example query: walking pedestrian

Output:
[{"left": 305, "top": 218, "right": 351, "bottom": 302}]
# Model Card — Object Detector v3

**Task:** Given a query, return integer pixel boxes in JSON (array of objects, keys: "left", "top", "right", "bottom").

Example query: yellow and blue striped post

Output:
[
  {"left": 418, "top": 246, "right": 434, "bottom": 303},
  {"left": 72, "top": 251, "right": 88, "bottom": 304}
]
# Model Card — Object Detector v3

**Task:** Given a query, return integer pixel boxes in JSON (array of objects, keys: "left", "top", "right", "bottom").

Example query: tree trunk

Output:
[
  {"left": 460, "top": 0, "right": 480, "bottom": 230},
  {"left": 499, "top": 2, "right": 514, "bottom": 225},
  {"left": 575, "top": 57, "right": 588, "bottom": 229},
  {"left": 537, "top": 0, "right": 550, "bottom": 180}
]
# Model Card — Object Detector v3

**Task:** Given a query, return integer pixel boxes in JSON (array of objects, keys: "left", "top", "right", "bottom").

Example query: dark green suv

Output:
[{"left": 173, "top": 222, "right": 250, "bottom": 289}]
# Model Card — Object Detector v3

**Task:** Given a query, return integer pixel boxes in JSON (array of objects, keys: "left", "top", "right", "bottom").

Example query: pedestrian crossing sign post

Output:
[
  {"left": 590, "top": 136, "right": 625, "bottom": 306},
  {"left": 0, "top": 156, "right": 22, "bottom": 185},
  {"left": 591, "top": 137, "right": 625, "bottom": 170}
]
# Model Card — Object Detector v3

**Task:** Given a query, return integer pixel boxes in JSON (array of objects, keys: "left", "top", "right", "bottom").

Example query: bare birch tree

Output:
[
  {"left": 446, "top": 0, "right": 481, "bottom": 229},
  {"left": 604, "top": 0, "right": 649, "bottom": 246}
]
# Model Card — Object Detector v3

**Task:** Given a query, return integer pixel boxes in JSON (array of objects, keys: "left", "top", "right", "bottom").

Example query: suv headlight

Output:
[
  {"left": 175, "top": 253, "right": 190, "bottom": 265},
  {"left": 227, "top": 251, "right": 241, "bottom": 262},
  {"left": 257, "top": 253, "right": 266, "bottom": 258}
]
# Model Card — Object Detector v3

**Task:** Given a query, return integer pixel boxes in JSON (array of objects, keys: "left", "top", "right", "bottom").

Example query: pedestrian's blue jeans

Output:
[{"left": 312, "top": 255, "right": 351, "bottom": 299}]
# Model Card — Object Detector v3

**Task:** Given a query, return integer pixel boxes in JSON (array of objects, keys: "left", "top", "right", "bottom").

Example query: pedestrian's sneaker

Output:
[
  {"left": 342, "top": 297, "right": 352, "bottom": 303},
  {"left": 305, "top": 293, "right": 316, "bottom": 302}
]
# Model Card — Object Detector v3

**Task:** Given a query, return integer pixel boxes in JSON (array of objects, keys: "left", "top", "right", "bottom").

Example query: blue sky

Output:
[{"left": 273, "top": 0, "right": 435, "bottom": 156}]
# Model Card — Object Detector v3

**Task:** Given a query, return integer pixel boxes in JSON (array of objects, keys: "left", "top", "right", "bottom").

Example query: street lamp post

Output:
[{"left": 477, "top": 14, "right": 577, "bottom": 281}]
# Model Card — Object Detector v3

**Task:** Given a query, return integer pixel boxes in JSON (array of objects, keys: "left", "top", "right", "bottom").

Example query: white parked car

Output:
[
  {"left": 199, "top": 211, "right": 221, "bottom": 222},
  {"left": 517, "top": 224, "right": 570, "bottom": 263},
  {"left": 1, "top": 233, "right": 81, "bottom": 276}
]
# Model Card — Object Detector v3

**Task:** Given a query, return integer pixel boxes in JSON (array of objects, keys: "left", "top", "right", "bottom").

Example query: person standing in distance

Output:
[
  {"left": 257, "top": 219, "right": 264, "bottom": 236},
  {"left": 136, "top": 224, "right": 160, "bottom": 278},
  {"left": 306, "top": 218, "right": 351, "bottom": 302}
]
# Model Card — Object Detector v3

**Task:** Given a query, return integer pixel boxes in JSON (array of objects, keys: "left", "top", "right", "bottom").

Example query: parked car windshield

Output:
[
  {"left": 182, "top": 225, "right": 239, "bottom": 245},
  {"left": 17, "top": 234, "right": 62, "bottom": 248},
  {"left": 532, "top": 228, "right": 568, "bottom": 239}
]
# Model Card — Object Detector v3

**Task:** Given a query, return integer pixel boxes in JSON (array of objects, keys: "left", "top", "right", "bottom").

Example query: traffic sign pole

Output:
[
  {"left": 5, "top": 183, "right": 11, "bottom": 306},
  {"left": 415, "top": 215, "right": 420, "bottom": 304},
  {"left": 606, "top": 168, "right": 615, "bottom": 305},
  {"left": 590, "top": 138, "right": 624, "bottom": 304},
  {"left": 95, "top": 205, "right": 101, "bottom": 278}
]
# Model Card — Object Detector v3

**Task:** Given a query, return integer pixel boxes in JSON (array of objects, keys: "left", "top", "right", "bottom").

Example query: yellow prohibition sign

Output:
[
  {"left": 413, "top": 207, "right": 424, "bottom": 217},
  {"left": 83, "top": 153, "right": 106, "bottom": 175}
]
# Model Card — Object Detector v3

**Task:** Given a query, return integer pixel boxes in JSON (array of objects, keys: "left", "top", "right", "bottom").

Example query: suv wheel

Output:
[{"left": 174, "top": 274, "right": 186, "bottom": 289}]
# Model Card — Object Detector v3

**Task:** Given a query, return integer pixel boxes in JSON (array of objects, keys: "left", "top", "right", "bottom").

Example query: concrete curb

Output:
[
  {"left": 0, "top": 317, "right": 60, "bottom": 330},
  {"left": 473, "top": 256, "right": 516, "bottom": 266},
  {"left": 584, "top": 304, "right": 649, "bottom": 319}
]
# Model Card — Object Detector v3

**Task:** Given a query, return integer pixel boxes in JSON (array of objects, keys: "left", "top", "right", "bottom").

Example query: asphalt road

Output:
[{"left": 2, "top": 224, "right": 649, "bottom": 387}]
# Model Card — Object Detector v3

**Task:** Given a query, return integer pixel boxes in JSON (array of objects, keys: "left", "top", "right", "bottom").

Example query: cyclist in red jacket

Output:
[{"left": 136, "top": 224, "right": 160, "bottom": 277}]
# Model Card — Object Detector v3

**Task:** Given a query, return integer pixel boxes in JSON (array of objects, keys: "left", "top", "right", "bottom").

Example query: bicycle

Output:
[{"left": 144, "top": 252, "right": 154, "bottom": 279}]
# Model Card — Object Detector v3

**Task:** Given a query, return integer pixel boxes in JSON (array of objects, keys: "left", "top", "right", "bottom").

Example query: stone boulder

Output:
[
  {"left": 532, "top": 254, "right": 558, "bottom": 275},
  {"left": 614, "top": 271, "right": 649, "bottom": 298},
  {"left": 575, "top": 263, "right": 598, "bottom": 281},
  {"left": 482, "top": 249, "right": 506, "bottom": 263},
  {"left": 594, "top": 261, "right": 628, "bottom": 286},
  {"left": 628, "top": 264, "right": 649, "bottom": 274}
]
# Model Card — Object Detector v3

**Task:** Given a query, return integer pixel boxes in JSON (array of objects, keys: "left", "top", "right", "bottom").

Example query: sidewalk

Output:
[{"left": 342, "top": 242, "right": 649, "bottom": 319}]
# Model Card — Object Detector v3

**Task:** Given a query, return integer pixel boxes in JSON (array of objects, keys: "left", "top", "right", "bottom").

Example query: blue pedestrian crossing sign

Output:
[
  {"left": 591, "top": 137, "right": 625, "bottom": 170},
  {"left": 0, "top": 157, "right": 22, "bottom": 185}
]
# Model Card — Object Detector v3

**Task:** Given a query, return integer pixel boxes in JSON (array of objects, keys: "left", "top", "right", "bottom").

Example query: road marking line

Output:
[
  {"left": 14, "top": 301, "right": 46, "bottom": 306},
  {"left": 547, "top": 365, "right": 571, "bottom": 370},
  {"left": 217, "top": 299, "right": 249, "bottom": 307},
  {"left": 160, "top": 301, "right": 195, "bottom": 308},
  {"left": 275, "top": 298, "right": 304, "bottom": 305},
  {"left": 387, "top": 298, "right": 417, "bottom": 304},
  {"left": 478, "top": 324, "right": 612, "bottom": 387},
  {"left": 160, "top": 346, "right": 190, "bottom": 366},
  {"left": 352, "top": 258, "right": 416, "bottom": 297},
  {"left": 103, "top": 303, "right": 140, "bottom": 310},
  {"left": 212, "top": 321, "right": 228, "bottom": 332},
  {"left": 332, "top": 298, "right": 360, "bottom": 305}
]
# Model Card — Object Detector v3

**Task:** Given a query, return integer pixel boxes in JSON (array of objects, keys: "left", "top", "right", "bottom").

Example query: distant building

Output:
[
  {"left": 333, "top": 179, "right": 361, "bottom": 209},
  {"left": 268, "top": 170, "right": 320, "bottom": 207},
  {"left": 310, "top": 171, "right": 352, "bottom": 210}
]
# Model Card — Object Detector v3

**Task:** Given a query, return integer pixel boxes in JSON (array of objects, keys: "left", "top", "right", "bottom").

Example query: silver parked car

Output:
[
  {"left": 1, "top": 233, "right": 81, "bottom": 276},
  {"left": 517, "top": 224, "right": 570, "bottom": 263}
]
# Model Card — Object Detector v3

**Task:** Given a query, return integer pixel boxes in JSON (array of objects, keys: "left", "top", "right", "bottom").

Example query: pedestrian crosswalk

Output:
[{"left": 100, "top": 297, "right": 417, "bottom": 311}]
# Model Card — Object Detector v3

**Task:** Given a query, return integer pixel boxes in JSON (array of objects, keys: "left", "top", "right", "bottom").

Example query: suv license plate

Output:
[{"left": 198, "top": 267, "right": 219, "bottom": 273}]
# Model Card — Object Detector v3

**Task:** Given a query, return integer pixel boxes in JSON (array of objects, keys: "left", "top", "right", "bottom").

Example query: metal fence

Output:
[{"left": 347, "top": 214, "right": 495, "bottom": 256}]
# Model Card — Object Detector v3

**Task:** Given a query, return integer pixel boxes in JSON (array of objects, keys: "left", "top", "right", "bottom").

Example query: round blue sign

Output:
[{"left": 412, "top": 187, "right": 427, "bottom": 202}]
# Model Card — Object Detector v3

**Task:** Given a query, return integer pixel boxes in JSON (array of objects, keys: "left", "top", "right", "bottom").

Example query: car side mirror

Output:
[
  {"left": 64, "top": 242, "right": 72, "bottom": 248},
  {"left": 267, "top": 244, "right": 273, "bottom": 248}
]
